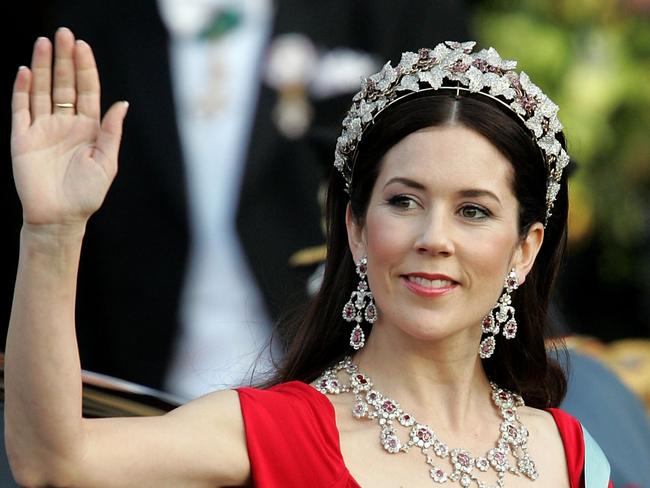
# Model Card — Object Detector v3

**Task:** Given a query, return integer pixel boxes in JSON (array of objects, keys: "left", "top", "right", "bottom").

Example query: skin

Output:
[
  {"left": 341, "top": 127, "right": 570, "bottom": 487},
  {"left": 6, "top": 28, "right": 570, "bottom": 488},
  {"left": 6, "top": 28, "right": 249, "bottom": 488}
]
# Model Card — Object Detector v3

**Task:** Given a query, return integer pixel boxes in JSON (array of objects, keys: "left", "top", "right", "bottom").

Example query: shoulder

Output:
[
  {"left": 518, "top": 406, "right": 581, "bottom": 439},
  {"left": 166, "top": 388, "right": 243, "bottom": 431},
  {"left": 518, "top": 406, "right": 573, "bottom": 452},
  {"left": 518, "top": 406, "right": 585, "bottom": 454},
  {"left": 518, "top": 406, "right": 577, "bottom": 487},
  {"left": 543, "top": 407, "right": 585, "bottom": 454},
  {"left": 520, "top": 406, "right": 599, "bottom": 487},
  {"left": 165, "top": 389, "right": 248, "bottom": 464}
]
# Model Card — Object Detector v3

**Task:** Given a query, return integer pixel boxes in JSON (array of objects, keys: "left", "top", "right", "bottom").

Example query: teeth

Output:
[{"left": 408, "top": 276, "right": 454, "bottom": 288}]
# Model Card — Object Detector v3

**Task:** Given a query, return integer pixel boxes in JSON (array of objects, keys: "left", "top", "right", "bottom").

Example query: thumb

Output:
[{"left": 93, "top": 100, "right": 129, "bottom": 174}]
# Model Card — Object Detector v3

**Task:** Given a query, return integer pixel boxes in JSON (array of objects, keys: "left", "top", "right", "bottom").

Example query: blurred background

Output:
[{"left": 1, "top": 1, "right": 649, "bottom": 485}]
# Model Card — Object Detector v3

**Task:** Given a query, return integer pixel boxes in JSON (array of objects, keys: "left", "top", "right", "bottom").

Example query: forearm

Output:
[{"left": 4, "top": 224, "right": 87, "bottom": 486}]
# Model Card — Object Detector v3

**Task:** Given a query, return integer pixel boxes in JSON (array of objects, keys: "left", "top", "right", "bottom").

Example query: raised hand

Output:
[{"left": 11, "top": 27, "right": 128, "bottom": 229}]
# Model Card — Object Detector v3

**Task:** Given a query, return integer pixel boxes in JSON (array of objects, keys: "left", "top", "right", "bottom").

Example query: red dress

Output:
[{"left": 237, "top": 382, "right": 612, "bottom": 488}]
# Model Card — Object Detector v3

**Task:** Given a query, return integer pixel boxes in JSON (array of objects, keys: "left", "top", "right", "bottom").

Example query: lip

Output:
[{"left": 401, "top": 273, "right": 459, "bottom": 298}]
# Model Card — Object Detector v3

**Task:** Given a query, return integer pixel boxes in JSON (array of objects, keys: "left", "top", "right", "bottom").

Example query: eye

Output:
[
  {"left": 387, "top": 195, "right": 418, "bottom": 210},
  {"left": 459, "top": 204, "right": 490, "bottom": 219}
]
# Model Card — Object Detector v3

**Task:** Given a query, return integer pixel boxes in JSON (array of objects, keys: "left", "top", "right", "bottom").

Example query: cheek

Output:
[
  {"left": 363, "top": 211, "right": 414, "bottom": 267},
  {"left": 458, "top": 229, "right": 517, "bottom": 295}
]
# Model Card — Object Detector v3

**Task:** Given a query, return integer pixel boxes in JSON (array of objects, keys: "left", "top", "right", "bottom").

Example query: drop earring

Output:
[
  {"left": 479, "top": 268, "right": 519, "bottom": 359},
  {"left": 342, "top": 256, "right": 377, "bottom": 350}
]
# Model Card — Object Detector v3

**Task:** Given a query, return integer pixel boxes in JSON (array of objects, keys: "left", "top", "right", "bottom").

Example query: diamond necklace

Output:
[{"left": 315, "top": 357, "right": 539, "bottom": 488}]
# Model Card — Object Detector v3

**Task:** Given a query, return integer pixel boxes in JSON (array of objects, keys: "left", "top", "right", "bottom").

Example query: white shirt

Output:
[{"left": 159, "top": 0, "right": 275, "bottom": 399}]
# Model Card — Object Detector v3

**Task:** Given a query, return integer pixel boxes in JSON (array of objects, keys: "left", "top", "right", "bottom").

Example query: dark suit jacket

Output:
[
  {"left": 2, "top": 0, "right": 469, "bottom": 390},
  {"left": 560, "top": 350, "right": 650, "bottom": 487}
]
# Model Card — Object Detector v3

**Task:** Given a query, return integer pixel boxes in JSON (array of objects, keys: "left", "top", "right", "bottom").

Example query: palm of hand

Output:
[{"left": 12, "top": 114, "right": 112, "bottom": 226}]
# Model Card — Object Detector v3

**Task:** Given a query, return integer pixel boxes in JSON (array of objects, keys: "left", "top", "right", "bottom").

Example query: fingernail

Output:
[
  {"left": 122, "top": 101, "right": 130, "bottom": 109},
  {"left": 18, "top": 65, "right": 28, "bottom": 71}
]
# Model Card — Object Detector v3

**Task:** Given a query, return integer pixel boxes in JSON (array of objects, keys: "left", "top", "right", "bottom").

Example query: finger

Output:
[
  {"left": 52, "top": 27, "right": 77, "bottom": 115},
  {"left": 93, "top": 101, "right": 129, "bottom": 175},
  {"left": 29, "top": 37, "right": 52, "bottom": 119},
  {"left": 74, "top": 40, "right": 100, "bottom": 120},
  {"left": 12, "top": 66, "right": 32, "bottom": 135}
]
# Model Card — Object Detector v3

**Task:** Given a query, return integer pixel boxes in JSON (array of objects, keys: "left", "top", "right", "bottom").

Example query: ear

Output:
[
  {"left": 512, "top": 222, "right": 544, "bottom": 285},
  {"left": 345, "top": 203, "right": 367, "bottom": 263}
]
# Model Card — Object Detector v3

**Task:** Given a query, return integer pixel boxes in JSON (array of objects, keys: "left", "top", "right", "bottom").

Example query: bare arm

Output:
[{"left": 5, "top": 28, "right": 250, "bottom": 488}]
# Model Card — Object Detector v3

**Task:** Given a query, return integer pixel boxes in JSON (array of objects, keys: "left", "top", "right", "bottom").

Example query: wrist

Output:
[{"left": 20, "top": 223, "right": 87, "bottom": 255}]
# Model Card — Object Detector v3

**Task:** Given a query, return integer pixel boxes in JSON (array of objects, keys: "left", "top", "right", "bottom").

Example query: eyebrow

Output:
[
  {"left": 383, "top": 177, "right": 426, "bottom": 190},
  {"left": 383, "top": 177, "right": 502, "bottom": 205},
  {"left": 458, "top": 189, "right": 502, "bottom": 205}
]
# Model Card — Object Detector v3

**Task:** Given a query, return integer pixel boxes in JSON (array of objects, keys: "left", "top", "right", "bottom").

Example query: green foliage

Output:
[{"left": 473, "top": 0, "right": 650, "bottom": 282}]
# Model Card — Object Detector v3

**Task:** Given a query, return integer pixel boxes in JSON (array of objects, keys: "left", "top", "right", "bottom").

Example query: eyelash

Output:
[
  {"left": 387, "top": 196, "right": 491, "bottom": 220},
  {"left": 459, "top": 204, "right": 491, "bottom": 220},
  {"left": 387, "top": 195, "right": 418, "bottom": 209}
]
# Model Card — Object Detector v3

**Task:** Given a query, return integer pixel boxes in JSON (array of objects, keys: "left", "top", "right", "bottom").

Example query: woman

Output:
[{"left": 5, "top": 28, "right": 611, "bottom": 487}]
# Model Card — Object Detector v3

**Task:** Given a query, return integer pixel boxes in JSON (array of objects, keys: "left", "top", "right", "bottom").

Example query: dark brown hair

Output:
[{"left": 270, "top": 92, "right": 569, "bottom": 408}]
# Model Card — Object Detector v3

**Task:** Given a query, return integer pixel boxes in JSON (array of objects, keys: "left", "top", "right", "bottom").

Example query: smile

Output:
[{"left": 402, "top": 274, "right": 459, "bottom": 297}]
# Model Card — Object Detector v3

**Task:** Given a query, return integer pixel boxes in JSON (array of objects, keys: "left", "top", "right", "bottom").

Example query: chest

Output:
[{"left": 337, "top": 416, "right": 571, "bottom": 488}]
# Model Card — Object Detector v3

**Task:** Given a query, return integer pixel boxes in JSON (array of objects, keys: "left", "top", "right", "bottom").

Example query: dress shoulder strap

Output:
[
  {"left": 237, "top": 381, "right": 353, "bottom": 487},
  {"left": 547, "top": 408, "right": 612, "bottom": 488}
]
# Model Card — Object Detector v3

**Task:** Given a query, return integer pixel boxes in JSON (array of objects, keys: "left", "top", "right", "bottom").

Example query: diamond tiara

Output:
[{"left": 333, "top": 41, "right": 570, "bottom": 225}]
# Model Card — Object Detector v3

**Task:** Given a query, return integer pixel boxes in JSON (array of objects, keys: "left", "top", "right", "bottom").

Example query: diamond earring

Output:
[
  {"left": 479, "top": 268, "right": 519, "bottom": 359},
  {"left": 342, "top": 256, "right": 377, "bottom": 350}
]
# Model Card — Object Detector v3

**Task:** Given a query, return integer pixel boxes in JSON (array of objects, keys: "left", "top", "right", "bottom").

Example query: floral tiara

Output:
[{"left": 333, "top": 41, "right": 570, "bottom": 225}]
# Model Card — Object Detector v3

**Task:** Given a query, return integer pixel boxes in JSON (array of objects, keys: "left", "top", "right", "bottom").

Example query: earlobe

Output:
[
  {"left": 345, "top": 204, "right": 366, "bottom": 262},
  {"left": 514, "top": 223, "right": 545, "bottom": 283}
]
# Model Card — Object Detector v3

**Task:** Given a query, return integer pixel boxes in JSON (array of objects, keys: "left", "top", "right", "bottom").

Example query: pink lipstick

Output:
[{"left": 401, "top": 273, "right": 458, "bottom": 298}]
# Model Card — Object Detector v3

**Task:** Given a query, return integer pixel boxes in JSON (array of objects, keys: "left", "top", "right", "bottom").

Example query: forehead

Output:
[{"left": 376, "top": 125, "right": 514, "bottom": 194}]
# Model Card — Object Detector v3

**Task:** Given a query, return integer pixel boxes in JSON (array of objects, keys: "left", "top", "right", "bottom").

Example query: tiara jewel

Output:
[{"left": 333, "top": 41, "right": 570, "bottom": 225}]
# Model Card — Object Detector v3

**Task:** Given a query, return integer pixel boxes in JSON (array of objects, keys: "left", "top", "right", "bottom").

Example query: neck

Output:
[{"left": 352, "top": 321, "right": 495, "bottom": 433}]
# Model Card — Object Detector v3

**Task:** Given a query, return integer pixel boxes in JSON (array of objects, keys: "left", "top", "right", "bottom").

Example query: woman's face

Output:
[{"left": 347, "top": 124, "right": 543, "bottom": 346}]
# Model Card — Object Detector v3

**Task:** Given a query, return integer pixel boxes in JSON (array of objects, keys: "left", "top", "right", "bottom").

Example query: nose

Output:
[{"left": 414, "top": 208, "right": 455, "bottom": 256}]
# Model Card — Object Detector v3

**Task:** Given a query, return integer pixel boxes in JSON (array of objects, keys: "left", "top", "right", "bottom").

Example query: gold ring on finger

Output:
[{"left": 54, "top": 102, "right": 75, "bottom": 109}]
